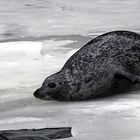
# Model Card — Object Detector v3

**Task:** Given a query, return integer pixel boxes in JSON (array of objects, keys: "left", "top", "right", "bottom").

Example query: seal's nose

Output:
[
  {"left": 34, "top": 89, "right": 39, "bottom": 97},
  {"left": 34, "top": 89, "right": 45, "bottom": 99}
]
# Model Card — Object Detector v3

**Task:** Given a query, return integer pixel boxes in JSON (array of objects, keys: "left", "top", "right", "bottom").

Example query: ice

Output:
[
  {"left": 0, "top": 39, "right": 140, "bottom": 140},
  {"left": 0, "top": 40, "right": 75, "bottom": 62},
  {"left": 0, "top": 117, "right": 43, "bottom": 124},
  {"left": 0, "top": 40, "right": 75, "bottom": 89}
]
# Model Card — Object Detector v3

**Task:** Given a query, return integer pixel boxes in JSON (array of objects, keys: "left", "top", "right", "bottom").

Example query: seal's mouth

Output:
[
  {"left": 34, "top": 89, "right": 54, "bottom": 101},
  {"left": 34, "top": 87, "right": 72, "bottom": 101},
  {"left": 34, "top": 89, "right": 44, "bottom": 98}
]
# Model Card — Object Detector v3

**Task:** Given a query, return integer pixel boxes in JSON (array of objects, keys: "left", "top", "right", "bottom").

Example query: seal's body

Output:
[{"left": 34, "top": 31, "right": 140, "bottom": 101}]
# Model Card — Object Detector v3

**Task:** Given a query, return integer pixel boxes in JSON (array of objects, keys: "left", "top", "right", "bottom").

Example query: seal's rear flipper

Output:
[{"left": 0, "top": 127, "right": 72, "bottom": 140}]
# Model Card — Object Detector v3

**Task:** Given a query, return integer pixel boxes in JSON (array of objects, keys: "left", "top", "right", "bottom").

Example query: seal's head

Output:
[{"left": 34, "top": 71, "right": 71, "bottom": 101}]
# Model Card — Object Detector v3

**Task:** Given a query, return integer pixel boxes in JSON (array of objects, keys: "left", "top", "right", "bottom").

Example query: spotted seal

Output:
[{"left": 34, "top": 31, "right": 140, "bottom": 101}]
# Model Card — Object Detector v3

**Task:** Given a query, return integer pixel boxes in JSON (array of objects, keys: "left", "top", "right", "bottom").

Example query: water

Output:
[{"left": 0, "top": 0, "right": 140, "bottom": 140}]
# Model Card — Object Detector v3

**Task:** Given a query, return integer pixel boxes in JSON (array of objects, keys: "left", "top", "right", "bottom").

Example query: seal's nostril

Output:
[
  {"left": 34, "top": 89, "right": 39, "bottom": 97},
  {"left": 48, "top": 82, "right": 56, "bottom": 88},
  {"left": 34, "top": 89, "right": 46, "bottom": 99}
]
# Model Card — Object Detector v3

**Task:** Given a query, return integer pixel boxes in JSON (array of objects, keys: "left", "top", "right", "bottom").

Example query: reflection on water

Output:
[{"left": 0, "top": 0, "right": 140, "bottom": 140}]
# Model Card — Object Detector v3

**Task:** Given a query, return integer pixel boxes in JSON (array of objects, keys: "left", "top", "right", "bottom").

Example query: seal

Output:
[{"left": 34, "top": 31, "right": 140, "bottom": 101}]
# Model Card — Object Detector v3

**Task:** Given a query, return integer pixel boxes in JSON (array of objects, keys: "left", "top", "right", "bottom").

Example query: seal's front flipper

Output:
[
  {"left": 116, "top": 69, "right": 140, "bottom": 84},
  {"left": 108, "top": 70, "right": 140, "bottom": 95}
]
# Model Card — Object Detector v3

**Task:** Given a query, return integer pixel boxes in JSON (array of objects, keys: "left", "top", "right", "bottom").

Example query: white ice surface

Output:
[{"left": 0, "top": 40, "right": 140, "bottom": 140}]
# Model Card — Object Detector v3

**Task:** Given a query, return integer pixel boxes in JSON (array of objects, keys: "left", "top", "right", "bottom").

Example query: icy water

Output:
[{"left": 0, "top": 0, "right": 140, "bottom": 140}]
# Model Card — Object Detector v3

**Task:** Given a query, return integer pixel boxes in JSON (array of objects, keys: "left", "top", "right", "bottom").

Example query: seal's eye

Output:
[{"left": 48, "top": 82, "right": 56, "bottom": 88}]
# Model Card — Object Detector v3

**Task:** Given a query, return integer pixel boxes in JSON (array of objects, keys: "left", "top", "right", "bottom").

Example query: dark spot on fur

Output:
[
  {"left": 76, "top": 84, "right": 80, "bottom": 92},
  {"left": 84, "top": 77, "right": 92, "bottom": 83}
]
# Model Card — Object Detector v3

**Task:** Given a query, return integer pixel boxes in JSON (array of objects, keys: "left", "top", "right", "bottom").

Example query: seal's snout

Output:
[
  {"left": 34, "top": 89, "right": 45, "bottom": 99},
  {"left": 33, "top": 89, "right": 39, "bottom": 97}
]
